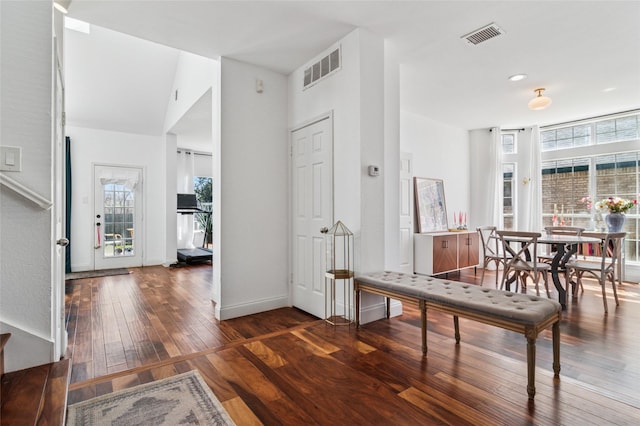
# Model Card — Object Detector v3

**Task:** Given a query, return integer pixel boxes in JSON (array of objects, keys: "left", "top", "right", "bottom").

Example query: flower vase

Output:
[{"left": 605, "top": 213, "right": 626, "bottom": 232}]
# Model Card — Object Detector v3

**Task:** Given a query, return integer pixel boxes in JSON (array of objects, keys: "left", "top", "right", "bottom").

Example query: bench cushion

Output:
[{"left": 356, "top": 271, "right": 561, "bottom": 325}]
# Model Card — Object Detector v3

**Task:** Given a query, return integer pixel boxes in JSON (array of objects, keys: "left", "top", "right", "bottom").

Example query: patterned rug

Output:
[
  {"left": 66, "top": 371, "right": 235, "bottom": 425},
  {"left": 65, "top": 268, "right": 130, "bottom": 280}
]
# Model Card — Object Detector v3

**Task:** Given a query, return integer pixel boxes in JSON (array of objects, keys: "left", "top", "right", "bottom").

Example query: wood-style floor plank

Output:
[{"left": 63, "top": 265, "right": 640, "bottom": 424}]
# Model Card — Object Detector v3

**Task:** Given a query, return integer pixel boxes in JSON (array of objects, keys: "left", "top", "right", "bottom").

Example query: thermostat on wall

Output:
[{"left": 368, "top": 165, "right": 380, "bottom": 176}]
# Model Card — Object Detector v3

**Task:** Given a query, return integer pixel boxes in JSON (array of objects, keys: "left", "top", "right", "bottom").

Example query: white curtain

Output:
[
  {"left": 176, "top": 150, "right": 195, "bottom": 249},
  {"left": 488, "top": 127, "right": 504, "bottom": 228},
  {"left": 98, "top": 168, "right": 140, "bottom": 190},
  {"left": 523, "top": 126, "right": 543, "bottom": 231}
]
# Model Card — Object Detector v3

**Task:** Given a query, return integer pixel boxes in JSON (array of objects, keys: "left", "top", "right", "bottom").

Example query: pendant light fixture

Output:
[
  {"left": 53, "top": 1, "right": 71, "bottom": 14},
  {"left": 528, "top": 88, "right": 552, "bottom": 110}
]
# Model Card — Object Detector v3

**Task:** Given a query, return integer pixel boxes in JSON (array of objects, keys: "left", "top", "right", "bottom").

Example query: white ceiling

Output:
[
  {"left": 66, "top": 0, "right": 640, "bottom": 132},
  {"left": 64, "top": 22, "right": 180, "bottom": 135}
]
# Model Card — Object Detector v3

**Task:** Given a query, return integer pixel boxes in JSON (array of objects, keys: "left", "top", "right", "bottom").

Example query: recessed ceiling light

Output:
[
  {"left": 508, "top": 74, "right": 527, "bottom": 82},
  {"left": 603, "top": 87, "right": 617, "bottom": 93}
]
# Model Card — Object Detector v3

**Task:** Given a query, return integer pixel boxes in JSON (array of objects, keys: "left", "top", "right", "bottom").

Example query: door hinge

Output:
[{"left": 62, "top": 112, "right": 66, "bottom": 127}]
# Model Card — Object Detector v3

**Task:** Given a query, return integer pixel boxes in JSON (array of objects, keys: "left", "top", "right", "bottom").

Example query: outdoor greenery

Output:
[
  {"left": 194, "top": 177, "right": 212, "bottom": 203},
  {"left": 194, "top": 177, "right": 213, "bottom": 245}
]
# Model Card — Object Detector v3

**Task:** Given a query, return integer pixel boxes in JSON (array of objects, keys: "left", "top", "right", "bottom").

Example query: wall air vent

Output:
[
  {"left": 303, "top": 46, "right": 341, "bottom": 90},
  {"left": 461, "top": 23, "right": 504, "bottom": 45}
]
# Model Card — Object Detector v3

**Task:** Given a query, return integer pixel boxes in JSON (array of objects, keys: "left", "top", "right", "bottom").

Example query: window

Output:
[
  {"left": 102, "top": 183, "right": 135, "bottom": 257},
  {"left": 595, "top": 153, "right": 639, "bottom": 262},
  {"left": 502, "top": 133, "right": 516, "bottom": 154},
  {"left": 503, "top": 163, "right": 515, "bottom": 230},
  {"left": 541, "top": 112, "right": 639, "bottom": 152},
  {"left": 193, "top": 177, "right": 212, "bottom": 247},
  {"left": 541, "top": 124, "right": 590, "bottom": 151},
  {"left": 539, "top": 111, "right": 640, "bottom": 263},
  {"left": 596, "top": 115, "right": 639, "bottom": 144},
  {"left": 541, "top": 159, "right": 590, "bottom": 229}
]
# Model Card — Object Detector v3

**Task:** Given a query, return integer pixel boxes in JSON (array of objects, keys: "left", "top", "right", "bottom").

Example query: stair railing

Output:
[{"left": 0, "top": 172, "right": 52, "bottom": 210}]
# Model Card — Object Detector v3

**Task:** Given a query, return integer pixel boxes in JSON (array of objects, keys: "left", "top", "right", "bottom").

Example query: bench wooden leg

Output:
[
  {"left": 526, "top": 330, "right": 536, "bottom": 400},
  {"left": 386, "top": 297, "right": 390, "bottom": 318},
  {"left": 420, "top": 300, "right": 427, "bottom": 355},
  {"left": 553, "top": 321, "right": 561, "bottom": 377},
  {"left": 453, "top": 316, "right": 460, "bottom": 344}
]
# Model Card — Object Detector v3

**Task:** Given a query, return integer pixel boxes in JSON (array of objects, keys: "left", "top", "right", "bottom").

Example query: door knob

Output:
[
  {"left": 57, "top": 238, "right": 70, "bottom": 247},
  {"left": 320, "top": 227, "right": 328, "bottom": 234}
]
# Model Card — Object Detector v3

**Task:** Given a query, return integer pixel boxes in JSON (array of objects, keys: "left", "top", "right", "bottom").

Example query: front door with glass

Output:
[{"left": 94, "top": 165, "right": 143, "bottom": 270}]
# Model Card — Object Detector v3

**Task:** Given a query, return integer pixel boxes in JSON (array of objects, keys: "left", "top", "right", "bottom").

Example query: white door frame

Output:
[
  {"left": 289, "top": 111, "right": 334, "bottom": 317},
  {"left": 399, "top": 152, "right": 414, "bottom": 273},
  {"left": 52, "top": 45, "right": 67, "bottom": 360}
]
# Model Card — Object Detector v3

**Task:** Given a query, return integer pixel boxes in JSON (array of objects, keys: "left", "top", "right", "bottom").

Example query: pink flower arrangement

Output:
[
  {"left": 595, "top": 197, "right": 638, "bottom": 214},
  {"left": 580, "top": 196, "right": 592, "bottom": 210}
]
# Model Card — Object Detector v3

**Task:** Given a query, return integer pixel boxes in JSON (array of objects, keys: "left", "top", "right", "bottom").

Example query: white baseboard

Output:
[
  {"left": 358, "top": 293, "right": 403, "bottom": 325},
  {"left": 218, "top": 295, "right": 289, "bottom": 320},
  {"left": 0, "top": 320, "right": 54, "bottom": 373}
]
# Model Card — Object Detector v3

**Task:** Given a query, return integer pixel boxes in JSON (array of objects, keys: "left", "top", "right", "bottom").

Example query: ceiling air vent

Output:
[
  {"left": 461, "top": 23, "right": 504, "bottom": 45},
  {"left": 303, "top": 47, "right": 341, "bottom": 90}
]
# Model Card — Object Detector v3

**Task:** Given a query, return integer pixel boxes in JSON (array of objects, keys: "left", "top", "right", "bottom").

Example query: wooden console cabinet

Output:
[{"left": 414, "top": 231, "right": 479, "bottom": 275}]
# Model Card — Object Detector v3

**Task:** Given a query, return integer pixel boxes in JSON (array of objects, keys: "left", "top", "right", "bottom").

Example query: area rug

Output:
[
  {"left": 65, "top": 268, "right": 130, "bottom": 280},
  {"left": 66, "top": 370, "right": 235, "bottom": 425}
]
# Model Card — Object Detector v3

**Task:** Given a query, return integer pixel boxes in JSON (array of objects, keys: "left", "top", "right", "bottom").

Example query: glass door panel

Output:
[{"left": 94, "top": 165, "right": 142, "bottom": 270}]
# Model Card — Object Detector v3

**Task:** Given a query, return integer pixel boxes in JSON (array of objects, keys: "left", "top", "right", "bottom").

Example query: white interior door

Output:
[
  {"left": 94, "top": 165, "right": 143, "bottom": 269},
  {"left": 291, "top": 116, "right": 333, "bottom": 318},
  {"left": 399, "top": 153, "right": 413, "bottom": 273},
  {"left": 52, "top": 49, "right": 67, "bottom": 359}
]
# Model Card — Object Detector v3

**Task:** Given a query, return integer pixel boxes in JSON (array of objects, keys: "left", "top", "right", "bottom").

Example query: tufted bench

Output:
[{"left": 354, "top": 271, "right": 561, "bottom": 399}]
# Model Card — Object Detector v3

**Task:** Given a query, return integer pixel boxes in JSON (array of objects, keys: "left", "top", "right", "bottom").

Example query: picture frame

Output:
[{"left": 414, "top": 177, "right": 448, "bottom": 233}]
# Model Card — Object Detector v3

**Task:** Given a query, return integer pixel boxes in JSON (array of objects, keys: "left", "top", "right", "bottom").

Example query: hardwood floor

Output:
[{"left": 64, "top": 265, "right": 640, "bottom": 425}]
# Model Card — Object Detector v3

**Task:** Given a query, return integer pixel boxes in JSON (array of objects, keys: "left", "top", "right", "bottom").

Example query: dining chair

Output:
[
  {"left": 564, "top": 232, "right": 626, "bottom": 313},
  {"left": 476, "top": 226, "right": 509, "bottom": 287},
  {"left": 496, "top": 230, "right": 552, "bottom": 297},
  {"left": 538, "top": 226, "right": 585, "bottom": 264}
]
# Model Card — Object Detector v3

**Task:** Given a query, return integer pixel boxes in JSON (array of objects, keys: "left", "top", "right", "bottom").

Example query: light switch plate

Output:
[{"left": 0, "top": 146, "right": 22, "bottom": 172}]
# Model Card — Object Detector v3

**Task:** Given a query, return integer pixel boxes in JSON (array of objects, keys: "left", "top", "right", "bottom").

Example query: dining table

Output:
[{"left": 502, "top": 233, "right": 603, "bottom": 309}]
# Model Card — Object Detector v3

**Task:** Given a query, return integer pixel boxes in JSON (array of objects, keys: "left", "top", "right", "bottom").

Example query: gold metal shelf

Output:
[{"left": 325, "top": 269, "right": 354, "bottom": 280}]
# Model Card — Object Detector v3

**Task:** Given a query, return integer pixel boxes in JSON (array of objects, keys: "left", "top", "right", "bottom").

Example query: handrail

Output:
[{"left": 0, "top": 172, "right": 53, "bottom": 210}]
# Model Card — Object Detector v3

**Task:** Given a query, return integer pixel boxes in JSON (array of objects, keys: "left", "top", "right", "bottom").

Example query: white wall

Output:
[
  {"left": 288, "top": 29, "right": 388, "bottom": 323},
  {"left": 164, "top": 133, "right": 178, "bottom": 266},
  {"left": 218, "top": 58, "right": 289, "bottom": 319},
  {"left": 288, "top": 28, "right": 387, "bottom": 273},
  {"left": 0, "top": 0, "right": 56, "bottom": 371},
  {"left": 288, "top": 31, "right": 361, "bottom": 234},
  {"left": 383, "top": 41, "right": 401, "bottom": 272},
  {"left": 164, "top": 51, "right": 217, "bottom": 133},
  {"left": 358, "top": 30, "right": 386, "bottom": 273},
  {"left": 67, "top": 126, "right": 167, "bottom": 270},
  {"left": 400, "top": 110, "right": 470, "bottom": 230}
]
